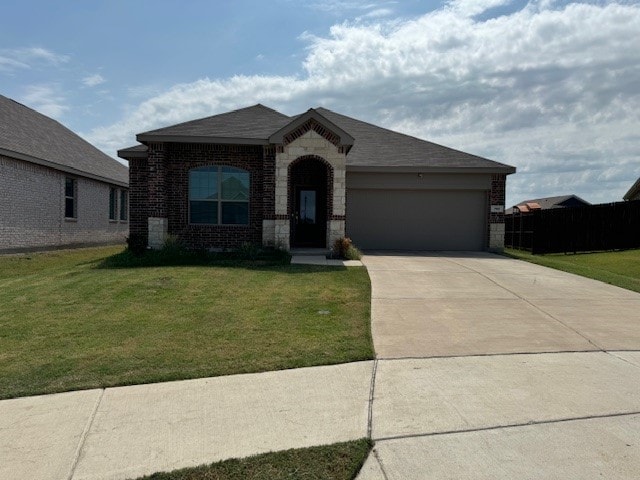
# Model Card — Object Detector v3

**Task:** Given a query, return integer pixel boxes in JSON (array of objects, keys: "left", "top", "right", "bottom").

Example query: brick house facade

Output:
[
  {"left": 119, "top": 105, "right": 515, "bottom": 252},
  {"left": 0, "top": 95, "right": 129, "bottom": 253}
]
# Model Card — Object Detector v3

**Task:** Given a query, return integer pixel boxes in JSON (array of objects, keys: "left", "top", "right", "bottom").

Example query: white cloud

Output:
[
  {"left": 0, "top": 47, "right": 69, "bottom": 72},
  {"left": 86, "top": 1, "right": 640, "bottom": 205},
  {"left": 361, "top": 8, "right": 394, "bottom": 18},
  {"left": 82, "top": 73, "right": 106, "bottom": 87},
  {"left": 21, "top": 84, "right": 68, "bottom": 119}
]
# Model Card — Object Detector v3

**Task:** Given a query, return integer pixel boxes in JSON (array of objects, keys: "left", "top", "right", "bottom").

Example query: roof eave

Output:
[
  {"left": 346, "top": 165, "right": 517, "bottom": 174},
  {"left": 136, "top": 134, "right": 269, "bottom": 145},
  {"left": 0, "top": 147, "right": 129, "bottom": 187},
  {"left": 623, "top": 178, "right": 640, "bottom": 201},
  {"left": 117, "top": 149, "right": 148, "bottom": 160}
]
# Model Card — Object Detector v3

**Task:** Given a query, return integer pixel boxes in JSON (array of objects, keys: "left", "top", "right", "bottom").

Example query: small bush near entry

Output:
[
  {"left": 331, "top": 237, "right": 362, "bottom": 260},
  {"left": 344, "top": 244, "right": 362, "bottom": 260}
]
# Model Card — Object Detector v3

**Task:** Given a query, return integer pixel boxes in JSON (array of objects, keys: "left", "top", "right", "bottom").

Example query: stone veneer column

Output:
[
  {"left": 327, "top": 165, "right": 346, "bottom": 248},
  {"left": 274, "top": 130, "right": 346, "bottom": 250},
  {"left": 147, "top": 142, "right": 168, "bottom": 249},
  {"left": 489, "top": 173, "right": 507, "bottom": 251}
]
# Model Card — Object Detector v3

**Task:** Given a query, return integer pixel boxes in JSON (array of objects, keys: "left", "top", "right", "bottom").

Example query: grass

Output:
[
  {"left": 0, "top": 246, "right": 373, "bottom": 399},
  {"left": 504, "top": 248, "right": 640, "bottom": 293},
  {"left": 133, "top": 439, "right": 372, "bottom": 480}
]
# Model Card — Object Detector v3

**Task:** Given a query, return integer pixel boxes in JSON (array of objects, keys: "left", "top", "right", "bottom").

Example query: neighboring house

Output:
[
  {"left": 507, "top": 194, "right": 590, "bottom": 215},
  {"left": 0, "top": 95, "right": 129, "bottom": 253},
  {"left": 118, "top": 105, "right": 515, "bottom": 252},
  {"left": 624, "top": 177, "right": 640, "bottom": 201}
]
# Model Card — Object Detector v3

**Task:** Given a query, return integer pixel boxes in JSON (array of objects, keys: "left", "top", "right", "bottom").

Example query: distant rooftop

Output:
[{"left": 507, "top": 194, "right": 591, "bottom": 214}]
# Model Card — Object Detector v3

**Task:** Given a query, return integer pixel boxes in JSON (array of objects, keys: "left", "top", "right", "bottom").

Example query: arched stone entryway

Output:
[{"left": 288, "top": 156, "right": 332, "bottom": 248}]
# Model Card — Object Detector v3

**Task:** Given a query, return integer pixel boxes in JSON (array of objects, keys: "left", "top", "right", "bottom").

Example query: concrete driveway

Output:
[{"left": 359, "top": 252, "right": 640, "bottom": 479}]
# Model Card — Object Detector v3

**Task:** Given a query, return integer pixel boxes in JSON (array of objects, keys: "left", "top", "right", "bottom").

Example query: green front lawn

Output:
[
  {"left": 504, "top": 248, "right": 640, "bottom": 293},
  {"left": 134, "top": 439, "right": 372, "bottom": 480},
  {"left": 0, "top": 246, "right": 373, "bottom": 399}
]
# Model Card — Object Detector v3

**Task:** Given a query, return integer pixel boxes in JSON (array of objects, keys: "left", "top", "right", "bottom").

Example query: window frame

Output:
[
  {"left": 188, "top": 165, "right": 250, "bottom": 226},
  {"left": 64, "top": 177, "right": 77, "bottom": 220},
  {"left": 109, "top": 187, "right": 118, "bottom": 221},
  {"left": 119, "top": 190, "right": 128, "bottom": 222}
]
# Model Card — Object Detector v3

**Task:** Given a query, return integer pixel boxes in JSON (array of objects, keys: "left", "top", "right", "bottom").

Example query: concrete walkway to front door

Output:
[{"left": 357, "top": 251, "right": 640, "bottom": 479}]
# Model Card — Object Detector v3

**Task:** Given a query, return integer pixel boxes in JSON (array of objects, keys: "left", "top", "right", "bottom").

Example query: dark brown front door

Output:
[{"left": 293, "top": 187, "right": 326, "bottom": 247}]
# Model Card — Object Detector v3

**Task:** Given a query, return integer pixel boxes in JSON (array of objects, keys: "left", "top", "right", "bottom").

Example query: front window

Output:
[
  {"left": 119, "top": 190, "right": 128, "bottom": 221},
  {"left": 189, "top": 166, "right": 249, "bottom": 225},
  {"left": 109, "top": 188, "right": 117, "bottom": 220},
  {"left": 65, "top": 177, "right": 77, "bottom": 219}
]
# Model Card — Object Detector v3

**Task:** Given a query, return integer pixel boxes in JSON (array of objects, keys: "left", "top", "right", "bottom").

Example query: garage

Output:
[{"left": 345, "top": 172, "right": 490, "bottom": 251}]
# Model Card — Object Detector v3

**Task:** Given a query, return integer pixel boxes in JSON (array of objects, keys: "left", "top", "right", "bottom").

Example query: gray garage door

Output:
[{"left": 346, "top": 189, "right": 487, "bottom": 250}]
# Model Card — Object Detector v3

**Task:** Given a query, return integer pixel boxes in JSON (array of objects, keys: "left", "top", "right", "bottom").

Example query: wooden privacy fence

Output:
[{"left": 505, "top": 200, "right": 640, "bottom": 254}]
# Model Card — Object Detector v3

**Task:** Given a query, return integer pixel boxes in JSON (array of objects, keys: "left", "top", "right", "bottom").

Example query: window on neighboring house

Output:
[
  {"left": 109, "top": 187, "right": 117, "bottom": 220},
  {"left": 120, "top": 190, "right": 128, "bottom": 221},
  {"left": 65, "top": 177, "right": 77, "bottom": 219},
  {"left": 189, "top": 166, "right": 249, "bottom": 225}
]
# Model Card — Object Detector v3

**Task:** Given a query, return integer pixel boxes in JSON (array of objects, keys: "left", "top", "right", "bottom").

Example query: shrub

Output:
[
  {"left": 345, "top": 245, "right": 362, "bottom": 260},
  {"left": 126, "top": 234, "right": 147, "bottom": 256},
  {"left": 234, "top": 242, "right": 261, "bottom": 260},
  {"left": 333, "top": 237, "right": 353, "bottom": 258}
]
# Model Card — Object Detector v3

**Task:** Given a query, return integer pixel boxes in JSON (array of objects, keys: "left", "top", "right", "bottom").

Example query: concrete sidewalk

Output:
[{"left": 1, "top": 362, "right": 373, "bottom": 480}]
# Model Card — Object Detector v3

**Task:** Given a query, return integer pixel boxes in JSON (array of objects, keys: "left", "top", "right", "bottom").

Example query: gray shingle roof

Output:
[
  {"left": 316, "top": 107, "right": 513, "bottom": 171},
  {"left": 127, "top": 104, "right": 515, "bottom": 172},
  {"left": 0, "top": 95, "right": 128, "bottom": 186},
  {"left": 138, "top": 104, "right": 292, "bottom": 142}
]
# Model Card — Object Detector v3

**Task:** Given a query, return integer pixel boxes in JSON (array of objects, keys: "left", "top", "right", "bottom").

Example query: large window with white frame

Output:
[{"left": 189, "top": 166, "right": 249, "bottom": 225}]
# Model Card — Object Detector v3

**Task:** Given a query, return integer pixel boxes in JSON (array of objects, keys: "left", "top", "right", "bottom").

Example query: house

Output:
[
  {"left": 118, "top": 105, "right": 515, "bottom": 252},
  {"left": 507, "top": 194, "right": 590, "bottom": 215},
  {"left": 0, "top": 95, "right": 129, "bottom": 253},
  {"left": 624, "top": 178, "right": 640, "bottom": 201}
]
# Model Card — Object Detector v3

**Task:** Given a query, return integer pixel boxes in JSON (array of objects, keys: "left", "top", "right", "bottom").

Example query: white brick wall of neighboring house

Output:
[{"left": 0, "top": 154, "right": 128, "bottom": 252}]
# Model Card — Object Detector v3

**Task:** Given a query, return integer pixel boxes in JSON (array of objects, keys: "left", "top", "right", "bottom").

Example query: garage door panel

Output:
[{"left": 346, "top": 189, "right": 487, "bottom": 250}]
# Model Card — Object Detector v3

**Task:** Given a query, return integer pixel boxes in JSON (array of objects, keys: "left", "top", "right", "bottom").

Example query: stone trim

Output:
[
  {"left": 488, "top": 173, "right": 507, "bottom": 251},
  {"left": 282, "top": 118, "right": 342, "bottom": 148}
]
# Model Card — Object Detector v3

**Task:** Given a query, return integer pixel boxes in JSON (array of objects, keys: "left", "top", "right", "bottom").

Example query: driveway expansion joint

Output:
[
  {"left": 371, "top": 410, "right": 640, "bottom": 443},
  {"left": 67, "top": 388, "right": 104, "bottom": 480},
  {"left": 367, "top": 359, "right": 379, "bottom": 439},
  {"left": 372, "top": 447, "right": 390, "bottom": 480}
]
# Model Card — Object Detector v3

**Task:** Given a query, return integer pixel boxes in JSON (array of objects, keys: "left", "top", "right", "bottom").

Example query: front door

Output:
[{"left": 293, "top": 187, "right": 326, "bottom": 247}]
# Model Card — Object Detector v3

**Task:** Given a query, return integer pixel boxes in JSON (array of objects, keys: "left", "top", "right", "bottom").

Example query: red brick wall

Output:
[
  {"left": 128, "top": 157, "right": 149, "bottom": 245},
  {"left": 164, "top": 143, "right": 264, "bottom": 250}
]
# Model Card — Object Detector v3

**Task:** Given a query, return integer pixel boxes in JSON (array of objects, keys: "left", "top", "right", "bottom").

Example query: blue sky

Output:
[{"left": 2, "top": 0, "right": 639, "bottom": 207}]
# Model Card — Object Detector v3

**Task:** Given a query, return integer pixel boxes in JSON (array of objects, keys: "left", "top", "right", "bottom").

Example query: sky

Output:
[{"left": 1, "top": 0, "right": 639, "bottom": 207}]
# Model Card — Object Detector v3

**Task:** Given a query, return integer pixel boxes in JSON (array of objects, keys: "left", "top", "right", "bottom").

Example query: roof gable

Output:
[
  {"left": 0, "top": 95, "right": 128, "bottom": 186},
  {"left": 268, "top": 109, "right": 354, "bottom": 149}
]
